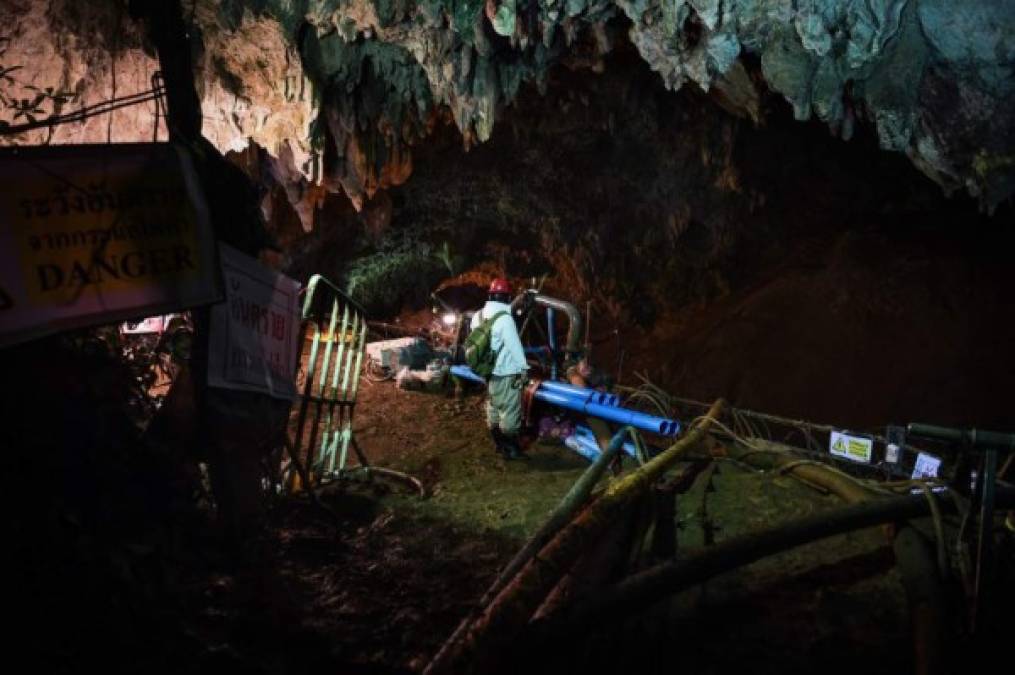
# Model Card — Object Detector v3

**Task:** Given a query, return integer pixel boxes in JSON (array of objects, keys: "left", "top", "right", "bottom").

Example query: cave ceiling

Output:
[{"left": 3, "top": 0, "right": 1014, "bottom": 226}]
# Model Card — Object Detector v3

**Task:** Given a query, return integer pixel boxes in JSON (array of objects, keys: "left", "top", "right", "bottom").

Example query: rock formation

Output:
[{"left": 2, "top": 0, "right": 1013, "bottom": 229}]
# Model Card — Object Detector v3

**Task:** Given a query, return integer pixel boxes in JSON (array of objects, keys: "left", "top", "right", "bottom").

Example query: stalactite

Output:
[{"left": 2, "top": 1, "right": 1013, "bottom": 216}]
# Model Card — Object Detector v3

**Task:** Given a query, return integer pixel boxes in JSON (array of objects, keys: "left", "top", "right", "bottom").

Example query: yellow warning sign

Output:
[
  {"left": 829, "top": 430, "right": 873, "bottom": 463},
  {"left": 0, "top": 143, "right": 220, "bottom": 346}
]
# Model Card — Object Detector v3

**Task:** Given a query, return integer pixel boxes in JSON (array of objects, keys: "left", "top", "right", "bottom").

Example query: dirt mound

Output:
[{"left": 623, "top": 222, "right": 1015, "bottom": 431}]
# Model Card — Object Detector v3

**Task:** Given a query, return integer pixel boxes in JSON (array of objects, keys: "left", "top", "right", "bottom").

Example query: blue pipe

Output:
[
  {"left": 535, "top": 390, "right": 681, "bottom": 437},
  {"left": 450, "top": 365, "right": 681, "bottom": 436},
  {"left": 565, "top": 426, "right": 643, "bottom": 463},
  {"left": 564, "top": 435, "right": 601, "bottom": 462},
  {"left": 539, "top": 380, "right": 620, "bottom": 407},
  {"left": 451, "top": 365, "right": 486, "bottom": 384},
  {"left": 452, "top": 366, "right": 619, "bottom": 407},
  {"left": 578, "top": 434, "right": 635, "bottom": 461},
  {"left": 573, "top": 426, "right": 637, "bottom": 459}
]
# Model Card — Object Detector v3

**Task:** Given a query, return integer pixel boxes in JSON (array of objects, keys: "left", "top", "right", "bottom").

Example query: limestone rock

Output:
[{"left": 2, "top": 0, "right": 1013, "bottom": 213}]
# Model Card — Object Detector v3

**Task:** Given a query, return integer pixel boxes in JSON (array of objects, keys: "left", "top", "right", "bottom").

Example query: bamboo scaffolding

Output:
[{"left": 424, "top": 399, "right": 725, "bottom": 675}]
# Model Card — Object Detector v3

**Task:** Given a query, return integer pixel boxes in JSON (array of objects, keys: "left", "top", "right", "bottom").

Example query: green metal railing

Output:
[{"left": 291, "top": 274, "right": 369, "bottom": 483}]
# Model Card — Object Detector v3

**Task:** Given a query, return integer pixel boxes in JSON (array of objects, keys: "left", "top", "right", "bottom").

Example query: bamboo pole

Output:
[
  {"left": 533, "top": 493, "right": 646, "bottom": 621},
  {"left": 424, "top": 399, "right": 725, "bottom": 675},
  {"left": 425, "top": 426, "right": 631, "bottom": 672},
  {"left": 712, "top": 437, "right": 950, "bottom": 674},
  {"left": 533, "top": 460, "right": 710, "bottom": 619},
  {"left": 526, "top": 489, "right": 1014, "bottom": 642}
]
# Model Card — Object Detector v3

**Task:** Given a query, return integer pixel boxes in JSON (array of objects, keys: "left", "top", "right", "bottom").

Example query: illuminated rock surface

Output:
[{"left": 2, "top": 0, "right": 1013, "bottom": 221}]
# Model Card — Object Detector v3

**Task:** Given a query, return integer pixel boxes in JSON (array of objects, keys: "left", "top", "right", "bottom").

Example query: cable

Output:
[
  {"left": 152, "top": 72, "right": 165, "bottom": 142},
  {"left": 620, "top": 372, "right": 934, "bottom": 460},
  {"left": 630, "top": 428, "right": 649, "bottom": 466},
  {"left": 949, "top": 490, "right": 974, "bottom": 594},
  {"left": 914, "top": 482, "right": 950, "bottom": 580},
  {"left": 107, "top": 1, "right": 120, "bottom": 144},
  {"left": 0, "top": 87, "right": 164, "bottom": 136},
  {"left": 686, "top": 414, "right": 761, "bottom": 450}
]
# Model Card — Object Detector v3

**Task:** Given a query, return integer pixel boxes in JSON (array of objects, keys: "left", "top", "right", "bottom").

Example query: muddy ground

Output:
[{"left": 156, "top": 377, "right": 928, "bottom": 675}]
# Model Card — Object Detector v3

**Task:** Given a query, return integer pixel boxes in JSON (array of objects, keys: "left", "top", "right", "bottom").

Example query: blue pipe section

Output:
[
  {"left": 565, "top": 426, "right": 642, "bottom": 463},
  {"left": 452, "top": 366, "right": 620, "bottom": 407},
  {"left": 564, "top": 435, "right": 601, "bottom": 462},
  {"left": 539, "top": 380, "right": 620, "bottom": 407},
  {"left": 451, "top": 365, "right": 486, "bottom": 384},
  {"left": 450, "top": 365, "right": 681, "bottom": 437},
  {"left": 573, "top": 434, "right": 631, "bottom": 461},
  {"left": 573, "top": 426, "right": 637, "bottom": 459},
  {"left": 534, "top": 390, "right": 680, "bottom": 436}
]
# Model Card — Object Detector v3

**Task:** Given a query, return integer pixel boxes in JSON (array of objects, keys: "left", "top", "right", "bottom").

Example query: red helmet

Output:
[{"left": 489, "top": 277, "right": 512, "bottom": 295}]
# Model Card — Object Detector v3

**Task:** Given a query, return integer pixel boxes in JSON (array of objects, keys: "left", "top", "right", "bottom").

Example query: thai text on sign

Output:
[
  {"left": 208, "top": 243, "right": 302, "bottom": 400},
  {"left": 0, "top": 143, "right": 219, "bottom": 347}
]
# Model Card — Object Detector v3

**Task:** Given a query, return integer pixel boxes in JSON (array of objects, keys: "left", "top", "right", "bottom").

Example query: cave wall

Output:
[
  {"left": 305, "top": 48, "right": 1013, "bottom": 430},
  {"left": 241, "top": 37, "right": 1010, "bottom": 337},
  {"left": 2, "top": 0, "right": 1013, "bottom": 427},
  {"left": 0, "top": 0, "right": 316, "bottom": 185},
  {"left": 371, "top": 45, "right": 987, "bottom": 319},
  {"left": 2, "top": 0, "right": 1014, "bottom": 225},
  {"left": 0, "top": 1, "right": 161, "bottom": 142}
]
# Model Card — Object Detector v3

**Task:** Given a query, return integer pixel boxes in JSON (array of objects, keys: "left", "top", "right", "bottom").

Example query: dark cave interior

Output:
[
  {"left": 1, "top": 1, "right": 1014, "bottom": 674},
  {"left": 271, "top": 42, "right": 1015, "bottom": 431}
]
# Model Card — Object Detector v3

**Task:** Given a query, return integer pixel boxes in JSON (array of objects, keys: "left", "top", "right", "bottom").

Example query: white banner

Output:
[
  {"left": 208, "top": 243, "right": 302, "bottom": 400},
  {"left": 0, "top": 143, "right": 220, "bottom": 347}
]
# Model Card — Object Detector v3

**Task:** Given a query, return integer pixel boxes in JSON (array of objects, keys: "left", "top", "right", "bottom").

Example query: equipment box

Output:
[{"left": 365, "top": 337, "right": 432, "bottom": 371}]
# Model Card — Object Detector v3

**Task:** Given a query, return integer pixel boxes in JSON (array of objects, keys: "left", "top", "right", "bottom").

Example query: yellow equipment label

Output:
[{"left": 829, "top": 430, "right": 873, "bottom": 463}]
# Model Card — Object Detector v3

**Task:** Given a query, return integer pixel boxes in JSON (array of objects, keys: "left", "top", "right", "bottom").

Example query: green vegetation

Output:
[{"left": 344, "top": 238, "right": 447, "bottom": 316}]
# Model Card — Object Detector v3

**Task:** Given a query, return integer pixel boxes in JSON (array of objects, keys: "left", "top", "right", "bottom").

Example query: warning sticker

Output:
[
  {"left": 829, "top": 430, "right": 873, "bottom": 464},
  {"left": 912, "top": 453, "right": 942, "bottom": 480}
]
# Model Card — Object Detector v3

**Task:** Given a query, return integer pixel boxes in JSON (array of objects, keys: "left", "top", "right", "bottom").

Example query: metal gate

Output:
[{"left": 290, "top": 274, "right": 369, "bottom": 484}]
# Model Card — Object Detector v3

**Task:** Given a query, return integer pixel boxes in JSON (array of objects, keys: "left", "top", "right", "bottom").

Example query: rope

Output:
[
  {"left": 686, "top": 414, "right": 762, "bottom": 450},
  {"left": 714, "top": 437, "right": 948, "bottom": 501},
  {"left": 152, "top": 72, "right": 166, "bottom": 142},
  {"left": 625, "top": 375, "right": 822, "bottom": 437},
  {"left": 619, "top": 372, "right": 933, "bottom": 465},
  {"left": 107, "top": 0, "right": 121, "bottom": 144},
  {"left": 768, "top": 456, "right": 895, "bottom": 497},
  {"left": 625, "top": 389, "right": 669, "bottom": 417},
  {"left": 0, "top": 86, "right": 164, "bottom": 136},
  {"left": 630, "top": 428, "right": 649, "bottom": 466}
]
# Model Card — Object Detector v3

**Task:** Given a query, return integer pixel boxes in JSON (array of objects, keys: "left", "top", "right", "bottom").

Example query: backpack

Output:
[{"left": 464, "top": 311, "right": 507, "bottom": 379}]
